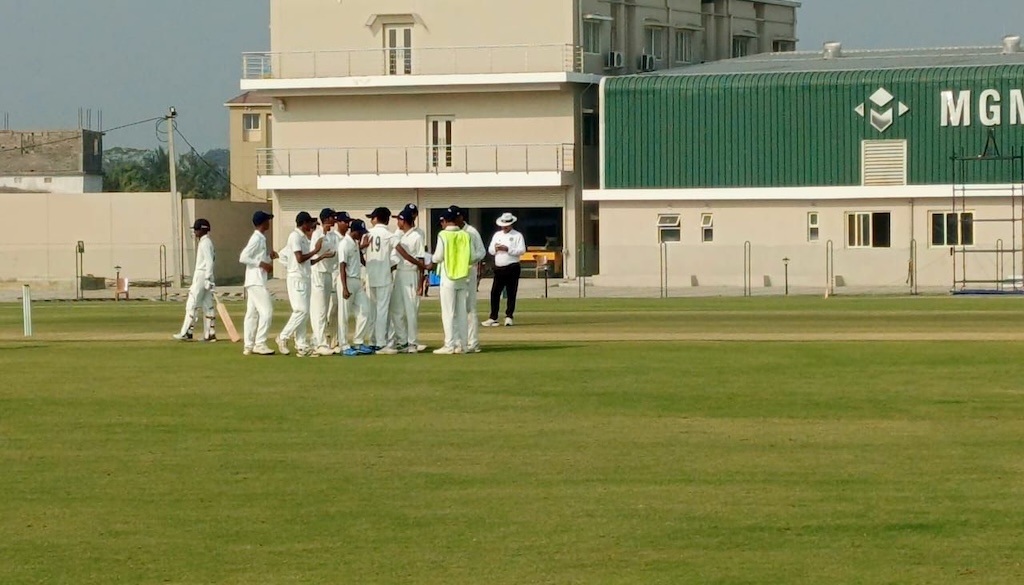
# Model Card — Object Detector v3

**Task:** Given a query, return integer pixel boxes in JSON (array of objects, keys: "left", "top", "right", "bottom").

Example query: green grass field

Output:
[{"left": 2, "top": 297, "right": 1024, "bottom": 584}]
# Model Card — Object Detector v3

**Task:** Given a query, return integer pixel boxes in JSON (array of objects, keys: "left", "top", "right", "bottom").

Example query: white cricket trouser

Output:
[
  {"left": 337, "top": 277, "right": 372, "bottom": 349},
  {"left": 390, "top": 270, "right": 420, "bottom": 347},
  {"left": 439, "top": 277, "right": 469, "bottom": 351},
  {"left": 179, "top": 272, "right": 215, "bottom": 339},
  {"left": 243, "top": 284, "right": 273, "bottom": 349},
  {"left": 309, "top": 271, "right": 334, "bottom": 349},
  {"left": 280, "top": 276, "right": 311, "bottom": 350},
  {"left": 466, "top": 268, "right": 480, "bottom": 350},
  {"left": 367, "top": 283, "right": 392, "bottom": 347}
]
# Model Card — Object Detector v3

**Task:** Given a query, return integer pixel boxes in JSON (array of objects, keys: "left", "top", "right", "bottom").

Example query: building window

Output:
[
  {"left": 583, "top": 21, "right": 602, "bottom": 54},
  {"left": 847, "top": 212, "right": 891, "bottom": 248},
  {"left": 701, "top": 213, "right": 714, "bottom": 242},
  {"left": 772, "top": 40, "right": 796, "bottom": 53},
  {"left": 44, "top": 177, "right": 53, "bottom": 184},
  {"left": 645, "top": 28, "right": 666, "bottom": 60},
  {"left": 243, "top": 113, "right": 261, "bottom": 131},
  {"left": 384, "top": 25, "right": 413, "bottom": 75},
  {"left": 658, "top": 214, "right": 681, "bottom": 243},
  {"left": 427, "top": 115, "right": 454, "bottom": 169},
  {"left": 243, "top": 113, "right": 262, "bottom": 143},
  {"left": 808, "top": 212, "right": 820, "bottom": 242},
  {"left": 931, "top": 212, "right": 974, "bottom": 246},
  {"left": 732, "top": 37, "right": 751, "bottom": 58},
  {"left": 93, "top": 138, "right": 100, "bottom": 156},
  {"left": 675, "top": 30, "right": 694, "bottom": 64}
]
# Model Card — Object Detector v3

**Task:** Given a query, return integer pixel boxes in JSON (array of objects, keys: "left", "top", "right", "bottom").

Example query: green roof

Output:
[{"left": 649, "top": 44, "right": 1024, "bottom": 77}]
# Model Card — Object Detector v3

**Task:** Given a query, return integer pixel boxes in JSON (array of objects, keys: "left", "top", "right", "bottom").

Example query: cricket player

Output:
[
  {"left": 484, "top": 212, "right": 526, "bottom": 327},
  {"left": 446, "top": 205, "right": 487, "bottom": 353},
  {"left": 310, "top": 208, "right": 340, "bottom": 357},
  {"left": 364, "top": 207, "right": 397, "bottom": 350},
  {"left": 430, "top": 211, "right": 473, "bottom": 354},
  {"left": 338, "top": 218, "right": 375, "bottom": 356},
  {"left": 174, "top": 218, "right": 217, "bottom": 342},
  {"left": 239, "top": 211, "right": 277, "bottom": 355},
  {"left": 276, "top": 211, "right": 326, "bottom": 357},
  {"left": 378, "top": 205, "right": 426, "bottom": 354}
]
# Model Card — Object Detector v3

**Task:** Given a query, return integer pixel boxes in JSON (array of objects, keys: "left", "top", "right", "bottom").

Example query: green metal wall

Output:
[{"left": 604, "top": 66, "right": 1024, "bottom": 189}]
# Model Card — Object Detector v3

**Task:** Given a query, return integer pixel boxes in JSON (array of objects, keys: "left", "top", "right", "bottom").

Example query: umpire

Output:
[{"left": 484, "top": 212, "right": 525, "bottom": 327}]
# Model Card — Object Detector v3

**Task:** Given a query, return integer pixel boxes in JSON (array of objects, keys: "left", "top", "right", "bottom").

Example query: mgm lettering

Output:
[{"left": 941, "top": 89, "right": 1024, "bottom": 127}]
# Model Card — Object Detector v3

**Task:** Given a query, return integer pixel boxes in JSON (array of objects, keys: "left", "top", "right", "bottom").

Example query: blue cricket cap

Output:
[{"left": 252, "top": 211, "right": 274, "bottom": 226}]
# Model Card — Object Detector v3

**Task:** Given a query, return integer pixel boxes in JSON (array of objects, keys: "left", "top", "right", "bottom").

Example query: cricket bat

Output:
[{"left": 215, "top": 295, "right": 241, "bottom": 343}]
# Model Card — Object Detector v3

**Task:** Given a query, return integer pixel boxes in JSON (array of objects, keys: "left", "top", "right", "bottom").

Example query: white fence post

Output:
[{"left": 22, "top": 284, "right": 33, "bottom": 337}]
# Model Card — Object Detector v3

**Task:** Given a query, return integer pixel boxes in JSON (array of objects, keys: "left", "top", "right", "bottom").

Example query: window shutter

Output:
[{"left": 861, "top": 140, "right": 907, "bottom": 186}]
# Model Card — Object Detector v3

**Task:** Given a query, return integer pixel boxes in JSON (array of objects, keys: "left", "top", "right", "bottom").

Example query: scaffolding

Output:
[{"left": 951, "top": 132, "right": 1024, "bottom": 294}]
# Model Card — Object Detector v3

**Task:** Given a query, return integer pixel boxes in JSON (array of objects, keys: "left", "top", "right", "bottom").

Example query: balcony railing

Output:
[
  {"left": 242, "top": 44, "right": 583, "bottom": 79},
  {"left": 257, "top": 144, "right": 575, "bottom": 177}
]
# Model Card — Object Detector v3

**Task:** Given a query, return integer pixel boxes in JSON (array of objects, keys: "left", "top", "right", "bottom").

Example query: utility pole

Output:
[{"left": 166, "top": 107, "right": 183, "bottom": 287}]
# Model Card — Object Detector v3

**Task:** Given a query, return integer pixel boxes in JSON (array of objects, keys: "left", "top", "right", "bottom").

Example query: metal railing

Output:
[
  {"left": 257, "top": 144, "right": 575, "bottom": 177},
  {"left": 243, "top": 44, "right": 583, "bottom": 80}
]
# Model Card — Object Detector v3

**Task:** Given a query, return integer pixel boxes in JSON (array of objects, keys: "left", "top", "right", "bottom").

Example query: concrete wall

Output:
[
  {"left": 595, "top": 196, "right": 1019, "bottom": 290},
  {"left": 182, "top": 199, "right": 271, "bottom": 283},
  {"left": 0, "top": 174, "right": 101, "bottom": 193},
  {"left": 228, "top": 105, "right": 272, "bottom": 202},
  {"left": 272, "top": 91, "right": 575, "bottom": 152},
  {"left": 271, "top": 0, "right": 574, "bottom": 54},
  {"left": 0, "top": 193, "right": 272, "bottom": 286},
  {"left": 0, "top": 192, "right": 177, "bottom": 285}
]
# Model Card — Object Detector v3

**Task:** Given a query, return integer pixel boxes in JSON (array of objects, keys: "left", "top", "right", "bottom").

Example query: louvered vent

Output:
[{"left": 861, "top": 140, "right": 907, "bottom": 186}]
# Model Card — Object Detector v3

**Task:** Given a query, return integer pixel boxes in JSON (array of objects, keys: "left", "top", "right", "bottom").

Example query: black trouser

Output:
[{"left": 489, "top": 263, "right": 521, "bottom": 320}]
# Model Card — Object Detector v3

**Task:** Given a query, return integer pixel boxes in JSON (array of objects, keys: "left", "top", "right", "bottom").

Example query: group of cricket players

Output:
[{"left": 175, "top": 202, "right": 523, "bottom": 357}]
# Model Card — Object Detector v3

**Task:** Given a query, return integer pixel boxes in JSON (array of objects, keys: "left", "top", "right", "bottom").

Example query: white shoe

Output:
[
  {"left": 504, "top": 318, "right": 513, "bottom": 327},
  {"left": 404, "top": 345, "right": 419, "bottom": 354},
  {"left": 416, "top": 344, "right": 427, "bottom": 352},
  {"left": 242, "top": 348, "right": 252, "bottom": 356},
  {"left": 467, "top": 346, "right": 482, "bottom": 354},
  {"left": 377, "top": 346, "right": 399, "bottom": 355},
  {"left": 315, "top": 346, "right": 335, "bottom": 357},
  {"left": 253, "top": 345, "right": 275, "bottom": 356},
  {"left": 172, "top": 333, "right": 192, "bottom": 341},
  {"left": 482, "top": 319, "right": 499, "bottom": 327},
  {"left": 276, "top": 335, "right": 290, "bottom": 355},
  {"left": 433, "top": 346, "right": 457, "bottom": 355}
]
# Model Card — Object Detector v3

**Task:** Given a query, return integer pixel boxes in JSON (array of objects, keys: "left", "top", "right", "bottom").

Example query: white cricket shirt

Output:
[
  {"left": 285, "top": 228, "right": 312, "bottom": 280},
  {"left": 239, "top": 230, "right": 270, "bottom": 287},
  {"left": 364, "top": 224, "right": 396, "bottom": 287},
  {"left": 392, "top": 228, "right": 425, "bottom": 273},
  {"left": 488, "top": 229, "right": 526, "bottom": 267},
  {"left": 194, "top": 234, "right": 216, "bottom": 277},
  {"left": 311, "top": 227, "right": 340, "bottom": 275}
]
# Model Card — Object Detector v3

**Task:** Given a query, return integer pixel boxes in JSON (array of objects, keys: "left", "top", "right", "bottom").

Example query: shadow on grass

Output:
[
  {"left": 478, "top": 344, "right": 580, "bottom": 354},
  {"left": 0, "top": 343, "right": 49, "bottom": 351}
]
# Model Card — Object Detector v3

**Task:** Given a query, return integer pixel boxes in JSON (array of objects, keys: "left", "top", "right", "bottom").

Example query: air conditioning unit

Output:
[
  {"left": 605, "top": 51, "right": 624, "bottom": 69},
  {"left": 639, "top": 54, "right": 657, "bottom": 72}
]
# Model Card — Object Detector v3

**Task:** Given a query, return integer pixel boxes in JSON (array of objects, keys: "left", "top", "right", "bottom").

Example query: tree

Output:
[
  {"left": 102, "top": 146, "right": 229, "bottom": 199},
  {"left": 177, "top": 151, "right": 228, "bottom": 200}
]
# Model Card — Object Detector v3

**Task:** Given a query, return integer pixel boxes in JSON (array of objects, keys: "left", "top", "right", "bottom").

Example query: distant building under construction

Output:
[{"left": 0, "top": 129, "right": 104, "bottom": 193}]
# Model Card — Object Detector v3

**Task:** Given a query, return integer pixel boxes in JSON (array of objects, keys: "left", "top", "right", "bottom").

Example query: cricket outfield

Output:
[{"left": 1, "top": 297, "right": 1023, "bottom": 584}]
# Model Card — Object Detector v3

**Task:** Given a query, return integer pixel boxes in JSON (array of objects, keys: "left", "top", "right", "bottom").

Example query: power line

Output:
[
  {"left": 174, "top": 125, "right": 260, "bottom": 200},
  {"left": 0, "top": 116, "right": 164, "bottom": 157}
]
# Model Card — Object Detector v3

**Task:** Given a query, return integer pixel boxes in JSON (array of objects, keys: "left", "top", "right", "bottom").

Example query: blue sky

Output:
[{"left": 0, "top": 0, "right": 1019, "bottom": 151}]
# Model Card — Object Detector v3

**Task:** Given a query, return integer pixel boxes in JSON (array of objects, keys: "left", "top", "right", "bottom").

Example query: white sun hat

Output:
[{"left": 496, "top": 212, "right": 517, "bottom": 227}]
